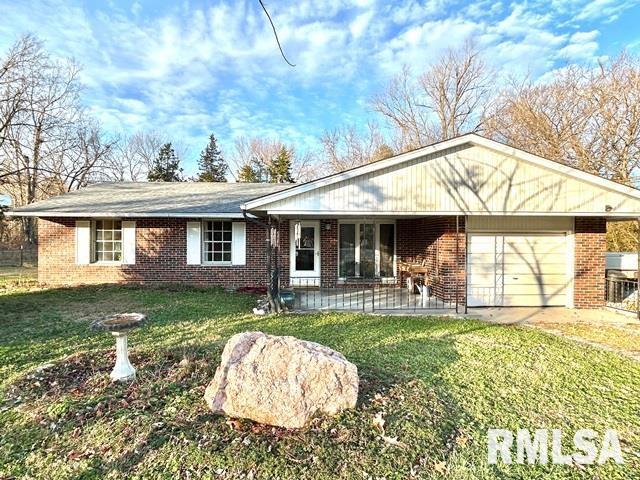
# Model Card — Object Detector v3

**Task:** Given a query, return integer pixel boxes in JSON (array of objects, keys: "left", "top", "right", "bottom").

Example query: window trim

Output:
[
  {"left": 201, "top": 219, "right": 233, "bottom": 265},
  {"left": 337, "top": 220, "right": 396, "bottom": 281},
  {"left": 91, "top": 218, "right": 123, "bottom": 265}
]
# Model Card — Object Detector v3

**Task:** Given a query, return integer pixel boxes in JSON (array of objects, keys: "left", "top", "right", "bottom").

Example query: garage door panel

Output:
[
  {"left": 502, "top": 253, "right": 566, "bottom": 264},
  {"left": 471, "top": 273, "right": 566, "bottom": 285},
  {"left": 503, "top": 284, "right": 567, "bottom": 295},
  {"left": 503, "top": 243, "right": 565, "bottom": 255},
  {"left": 502, "top": 262, "right": 566, "bottom": 274},
  {"left": 467, "top": 233, "right": 568, "bottom": 307},
  {"left": 502, "top": 293, "right": 566, "bottom": 307}
]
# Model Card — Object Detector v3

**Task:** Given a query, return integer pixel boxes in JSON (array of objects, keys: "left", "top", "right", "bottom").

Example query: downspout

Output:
[{"left": 243, "top": 209, "right": 281, "bottom": 313}]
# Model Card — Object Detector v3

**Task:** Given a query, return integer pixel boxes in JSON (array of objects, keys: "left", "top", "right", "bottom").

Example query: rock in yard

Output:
[{"left": 204, "top": 332, "right": 359, "bottom": 428}]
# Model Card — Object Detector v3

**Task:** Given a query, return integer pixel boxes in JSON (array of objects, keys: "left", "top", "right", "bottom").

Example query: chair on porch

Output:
[{"left": 398, "top": 260, "right": 433, "bottom": 305}]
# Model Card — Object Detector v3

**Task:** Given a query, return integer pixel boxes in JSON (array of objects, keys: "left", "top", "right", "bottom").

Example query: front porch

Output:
[
  {"left": 279, "top": 216, "right": 466, "bottom": 312},
  {"left": 283, "top": 276, "right": 462, "bottom": 313}
]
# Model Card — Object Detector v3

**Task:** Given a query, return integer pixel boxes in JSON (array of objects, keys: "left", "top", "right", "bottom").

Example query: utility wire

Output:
[{"left": 258, "top": 0, "right": 295, "bottom": 67}]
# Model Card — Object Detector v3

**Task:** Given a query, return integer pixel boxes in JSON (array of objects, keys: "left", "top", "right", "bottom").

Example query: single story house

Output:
[{"left": 9, "top": 134, "right": 640, "bottom": 309}]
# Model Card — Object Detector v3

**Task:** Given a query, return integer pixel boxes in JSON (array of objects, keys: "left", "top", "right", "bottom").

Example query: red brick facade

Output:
[
  {"left": 38, "top": 215, "right": 606, "bottom": 308},
  {"left": 38, "top": 217, "right": 272, "bottom": 288},
  {"left": 397, "top": 216, "right": 466, "bottom": 304},
  {"left": 574, "top": 217, "right": 606, "bottom": 308},
  {"left": 320, "top": 219, "right": 338, "bottom": 287}
]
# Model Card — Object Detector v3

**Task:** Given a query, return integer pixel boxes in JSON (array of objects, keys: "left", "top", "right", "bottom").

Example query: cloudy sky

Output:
[{"left": 0, "top": 0, "right": 639, "bottom": 175}]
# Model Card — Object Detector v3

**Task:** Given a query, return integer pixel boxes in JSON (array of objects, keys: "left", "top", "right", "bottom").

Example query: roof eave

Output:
[{"left": 5, "top": 211, "right": 250, "bottom": 218}]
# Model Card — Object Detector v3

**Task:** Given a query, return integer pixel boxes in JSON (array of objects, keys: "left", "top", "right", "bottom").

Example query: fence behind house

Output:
[{"left": 0, "top": 246, "right": 38, "bottom": 267}]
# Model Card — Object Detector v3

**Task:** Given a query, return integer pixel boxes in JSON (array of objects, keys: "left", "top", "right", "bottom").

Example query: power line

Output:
[{"left": 258, "top": 0, "right": 295, "bottom": 67}]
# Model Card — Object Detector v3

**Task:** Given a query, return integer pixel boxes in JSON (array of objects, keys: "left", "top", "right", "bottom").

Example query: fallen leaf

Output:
[
  {"left": 433, "top": 461, "right": 447, "bottom": 474},
  {"left": 380, "top": 435, "right": 406, "bottom": 448},
  {"left": 372, "top": 412, "right": 385, "bottom": 433}
]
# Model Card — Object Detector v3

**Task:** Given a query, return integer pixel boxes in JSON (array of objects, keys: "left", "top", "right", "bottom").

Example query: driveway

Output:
[{"left": 468, "top": 307, "right": 640, "bottom": 361}]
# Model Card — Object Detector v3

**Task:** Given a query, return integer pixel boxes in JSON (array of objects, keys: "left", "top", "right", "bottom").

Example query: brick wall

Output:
[
  {"left": 38, "top": 217, "right": 273, "bottom": 289},
  {"left": 397, "top": 216, "right": 466, "bottom": 304},
  {"left": 320, "top": 219, "right": 338, "bottom": 287},
  {"left": 574, "top": 217, "right": 606, "bottom": 308}
]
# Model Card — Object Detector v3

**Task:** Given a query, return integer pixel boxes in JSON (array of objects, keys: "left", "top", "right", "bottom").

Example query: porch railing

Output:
[
  {"left": 605, "top": 276, "right": 639, "bottom": 313},
  {"left": 281, "top": 277, "right": 458, "bottom": 312}
]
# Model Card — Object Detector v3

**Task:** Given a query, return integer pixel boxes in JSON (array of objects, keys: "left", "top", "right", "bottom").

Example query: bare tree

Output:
[
  {"left": 371, "top": 66, "right": 432, "bottom": 151},
  {"left": 104, "top": 131, "right": 165, "bottom": 181},
  {"left": 320, "top": 121, "right": 392, "bottom": 173},
  {"left": 486, "top": 53, "right": 640, "bottom": 184},
  {"left": 232, "top": 136, "right": 314, "bottom": 182},
  {"left": 372, "top": 41, "right": 493, "bottom": 150},
  {"left": 419, "top": 40, "right": 493, "bottom": 140},
  {"left": 0, "top": 35, "right": 44, "bottom": 150}
]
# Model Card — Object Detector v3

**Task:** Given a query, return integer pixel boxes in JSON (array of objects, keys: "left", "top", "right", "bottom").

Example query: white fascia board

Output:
[
  {"left": 5, "top": 211, "right": 249, "bottom": 218},
  {"left": 266, "top": 210, "right": 640, "bottom": 218},
  {"left": 243, "top": 133, "right": 640, "bottom": 210}
]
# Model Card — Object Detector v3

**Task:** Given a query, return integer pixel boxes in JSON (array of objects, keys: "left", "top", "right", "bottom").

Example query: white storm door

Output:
[{"left": 290, "top": 221, "right": 320, "bottom": 284}]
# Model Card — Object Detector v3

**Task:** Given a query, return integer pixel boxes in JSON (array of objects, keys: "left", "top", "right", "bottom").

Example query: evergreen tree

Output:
[
  {"left": 237, "top": 164, "right": 259, "bottom": 183},
  {"left": 147, "top": 143, "right": 183, "bottom": 182},
  {"left": 268, "top": 146, "right": 294, "bottom": 183},
  {"left": 197, "top": 134, "right": 227, "bottom": 182}
]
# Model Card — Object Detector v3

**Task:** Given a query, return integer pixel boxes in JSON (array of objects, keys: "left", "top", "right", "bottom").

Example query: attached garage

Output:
[{"left": 466, "top": 217, "right": 573, "bottom": 307}]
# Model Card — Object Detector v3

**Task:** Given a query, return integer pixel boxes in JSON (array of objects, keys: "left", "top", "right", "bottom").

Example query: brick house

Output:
[{"left": 9, "top": 134, "right": 640, "bottom": 310}]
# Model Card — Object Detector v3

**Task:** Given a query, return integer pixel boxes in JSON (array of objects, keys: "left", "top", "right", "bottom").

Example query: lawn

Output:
[
  {"left": 0, "top": 285, "right": 639, "bottom": 479},
  {"left": 0, "top": 265, "right": 38, "bottom": 290}
]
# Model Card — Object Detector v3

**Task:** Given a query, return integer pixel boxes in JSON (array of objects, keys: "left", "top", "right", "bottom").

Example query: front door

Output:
[{"left": 290, "top": 221, "right": 320, "bottom": 286}]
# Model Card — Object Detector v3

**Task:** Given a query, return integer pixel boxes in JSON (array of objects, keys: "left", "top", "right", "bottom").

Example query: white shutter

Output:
[
  {"left": 121, "top": 221, "right": 136, "bottom": 264},
  {"left": 232, "top": 222, "right": 246, "bottom": 265},
  {"left": 75, "top": 220, "right": 91, "bottom": 265},
  {"left": 187, "top": 221, "right": 202, "bottom": 265}
]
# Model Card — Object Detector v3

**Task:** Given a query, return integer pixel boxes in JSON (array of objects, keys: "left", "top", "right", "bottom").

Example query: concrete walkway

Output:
[{"left": 467, "top": 306, "right": 638, "bottom": 326}]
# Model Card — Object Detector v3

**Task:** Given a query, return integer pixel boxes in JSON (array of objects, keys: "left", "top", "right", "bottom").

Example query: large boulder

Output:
[{"left": 204, "top": 332, "right": 359, "bottom": 428}]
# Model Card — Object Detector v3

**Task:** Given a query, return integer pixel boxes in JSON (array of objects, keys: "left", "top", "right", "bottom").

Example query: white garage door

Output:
[{"left": 467, "top": 234, "right": 568, "bottom": 307}]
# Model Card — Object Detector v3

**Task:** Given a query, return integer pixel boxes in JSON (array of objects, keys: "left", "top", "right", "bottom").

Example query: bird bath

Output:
[{"left": 91, "top": 313, "right": 146, "bottom": 382}]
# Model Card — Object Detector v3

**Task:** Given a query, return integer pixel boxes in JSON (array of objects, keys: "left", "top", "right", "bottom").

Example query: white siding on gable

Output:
[
  {"left": 75, "top": 220, "right": 91, "bottom": 265},
  {"left": 186, "top": 221, "right": 201, "bottom": 265},
  {"left": 258, "top": 144, "right": 640, "bottom": 215},
  {"left": 231, "top": 222, "right": 246, "bottom": 265}
]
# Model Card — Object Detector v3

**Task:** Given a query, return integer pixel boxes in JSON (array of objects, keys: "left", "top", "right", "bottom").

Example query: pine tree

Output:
[
  {"left": 147, "top": 143, "right": 183, "bottom": 182},
  {"left": 268, "top": 146, "right": 294, "bottom": 183},
  {"left": 197, "top": 134, "right": 227, "bottom": 182},
  {"left": 237, "top": 164, "right": 259, "bottom": 183}
]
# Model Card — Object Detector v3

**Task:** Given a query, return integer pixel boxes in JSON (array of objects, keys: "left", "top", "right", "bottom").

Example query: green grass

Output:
[
  {"left": 536, "top": 321, "right": 640, "bottom": 358},
  {"left": 0, "top": 265, "right": 38, "bottom": 290},
  {"left": 1, "top": 285, "right": 639, "bottom": 479}
]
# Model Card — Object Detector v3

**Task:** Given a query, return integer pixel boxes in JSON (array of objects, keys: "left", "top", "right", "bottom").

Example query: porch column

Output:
[{"left": 320, "top": 219, "right": 338, "bottom": 288}]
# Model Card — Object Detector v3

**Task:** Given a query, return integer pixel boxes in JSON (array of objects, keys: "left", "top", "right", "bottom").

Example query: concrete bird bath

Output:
[{"left": 91, "top": 313, "right": 146, "bottom": 382}]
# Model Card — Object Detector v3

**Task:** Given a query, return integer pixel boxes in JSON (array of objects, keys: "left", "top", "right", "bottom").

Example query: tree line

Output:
[{"left": 3, "top": 34, "right": 640, "bottom": 248}]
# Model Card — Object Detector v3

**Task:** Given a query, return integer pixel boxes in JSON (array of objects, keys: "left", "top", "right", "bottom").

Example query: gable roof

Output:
[
  {"left": 242, "top": 133, "right": 640, "bottom": 216},
  {"left": 7, "top": 182, "right": 294, "bottom": 218}
]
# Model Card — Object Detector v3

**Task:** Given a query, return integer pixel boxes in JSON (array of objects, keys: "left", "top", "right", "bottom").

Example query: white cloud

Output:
[{"left": 0, "top": 0, "right": 636, "bottom": 172}]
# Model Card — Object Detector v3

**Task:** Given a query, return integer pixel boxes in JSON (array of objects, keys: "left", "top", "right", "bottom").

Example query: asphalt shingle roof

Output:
[{"left": 8, "top": 182, "right": 295, "bottom": 217}]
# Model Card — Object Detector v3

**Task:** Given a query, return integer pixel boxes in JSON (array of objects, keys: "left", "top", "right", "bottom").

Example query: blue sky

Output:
[{"left": 1, "top": 0, "right": 639, "bottom": 176}]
